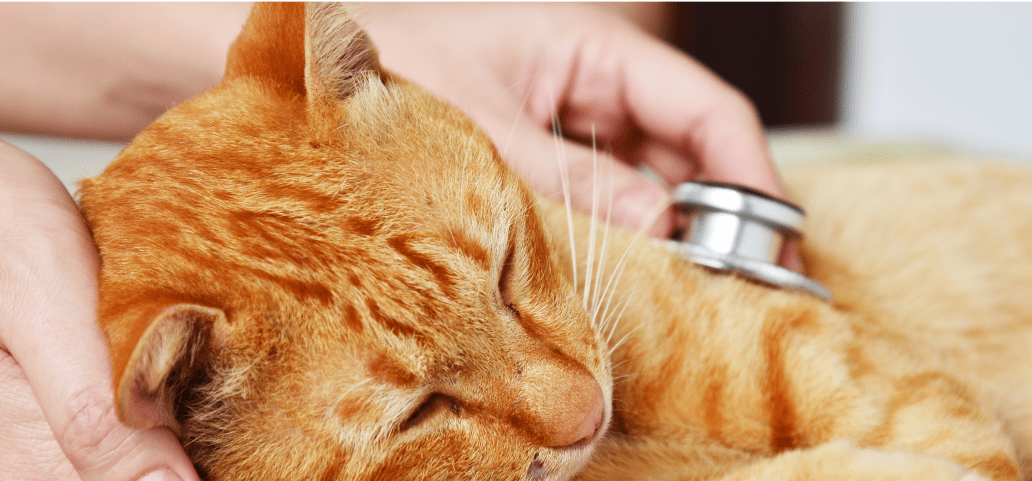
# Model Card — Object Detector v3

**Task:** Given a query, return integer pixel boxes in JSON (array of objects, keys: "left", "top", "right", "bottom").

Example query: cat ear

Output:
[
  {"left": 304, "top": 3, "right": 383, "bottom": 104},
  {"left": 224, "top": 2, "right": 307, "bottom": 97},
  {"left": 224, "top": 2, "right": 382, "bottom": 104},
  {"left": 112, "top": 303, "right": 227, "bottom": 431}
]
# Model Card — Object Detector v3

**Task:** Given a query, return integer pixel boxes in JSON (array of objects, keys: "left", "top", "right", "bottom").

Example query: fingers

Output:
[
  {"left": 482, "top": 114, "right": 675, "bottom": 237},
  {"left": 628, "top": 33, "right": 784, "bottom": 197},
  {"left": 536, "top": 18, "right": 785, "bottom": 199},
  {"left": 0, "top": 142, "right": 199, "bottom": 481},
  {"left": 524, "top": 17, "right": 802, "bottom": 270},
  {"left": 0, "top": 351, "right": 79, "bottom": 481}
]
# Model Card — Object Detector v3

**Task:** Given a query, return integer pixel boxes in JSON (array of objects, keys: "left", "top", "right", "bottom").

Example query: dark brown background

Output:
[{"left": 612, "top": 3, "right": 844, "bottom": 128}]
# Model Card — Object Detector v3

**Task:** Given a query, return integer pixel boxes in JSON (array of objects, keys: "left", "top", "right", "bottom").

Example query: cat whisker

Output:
[
  {"left": 603, "top": 289, "right": 639, "bottom": 349},
  {"left": 544, "top": 77, "right": 579, "bottom": 291},
  {"left": 611, "top": 373, "right": 637, "bottom": 385},
  {"left": 595, "top": 233, "right": 647, "bottom": 340},
  {"left": 597, "top": 286, "right": 626, "bottom": 337},
  {"left": 594, "top": 241, "right": 637, "bottom": 337},
  {"left": 498, "top": 78, "right": 533, "bottom": 160},
  {"left": 582, "top": 124, "right": 601, "bottom": 313},
  {"left": 608, "top": 359, "right": 640, "bottom": 387},
  {"left": 610, "top": 359, "right": 632, "bottom": 372},
  {"left": 608, "top": 322, "right": 643, "bottom": 359},
  {"left": 588, "top": 141, "right": 616, "bottom": 320}
]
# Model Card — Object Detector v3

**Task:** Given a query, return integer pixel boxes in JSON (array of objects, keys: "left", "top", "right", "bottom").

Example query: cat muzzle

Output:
[{"left": 668, "top": 181, "right": 833, "bottom": 302}]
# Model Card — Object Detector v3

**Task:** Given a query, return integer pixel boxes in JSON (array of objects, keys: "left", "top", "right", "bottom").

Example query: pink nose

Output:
[
  {"left": 517, "top": 362, "right": 606, "bottom": 448},
  {"left": 560, "top": 380, "right": 605, "bottom": 447}
]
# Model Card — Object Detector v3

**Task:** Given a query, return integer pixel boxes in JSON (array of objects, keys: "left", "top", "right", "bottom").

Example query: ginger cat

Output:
[{"left": 78, "top": 4, "right": 1032, "bottom": 480}]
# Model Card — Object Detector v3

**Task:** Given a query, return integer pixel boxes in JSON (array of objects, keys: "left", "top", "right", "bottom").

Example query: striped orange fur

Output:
[{"left": 78, "top": 3, "right": 1032, "bottom": 480}]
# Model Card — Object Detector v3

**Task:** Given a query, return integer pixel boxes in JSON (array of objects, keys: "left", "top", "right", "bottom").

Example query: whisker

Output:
[
  {"left": 590, "top": 145, "right": 616, "bottom": 319},
  {"left": 599, "top": 286, "right": 627, "bottom": 339},
  {"left": 595, "top": 188, "right": 676, "bottom": 334},
  {"left": 605, "top": 289, "right": 639, "bottom": 348},
  {"left": 544, "top": 77, "right": 579, "bottom": 292},
  {"left": 611, "top": 374, "right": 637, "bottom": 384},
  {"left": 459, "top": 127, "right": 476, "bottom": 207},
  {"left": 583, "top": 124, "right": 600, "bottom": 312},
  {"left": 502, "top": 88, "right": 533, "bottom": 160},
  {"left": 609, "top": 323, "right": 642, "bottom": 357},
  {"left": 596, "top": 233, "right": 648, "bottom": 342},
  {"left": 610, "top": 359, "right": 633, "bottom": 373}
]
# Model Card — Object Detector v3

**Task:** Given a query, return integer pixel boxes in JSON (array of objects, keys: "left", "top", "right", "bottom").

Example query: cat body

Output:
[
  {"left": 77, "top": 4, "right": 1032, "bottom": 480},
  {"left": 566, "top": 160, "right": 1032, "bottom": 480}
]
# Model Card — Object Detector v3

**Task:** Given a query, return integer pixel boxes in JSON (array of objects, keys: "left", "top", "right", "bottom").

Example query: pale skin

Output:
[{"left": 0, "top": 4, "right": 797, "bottom": 480}]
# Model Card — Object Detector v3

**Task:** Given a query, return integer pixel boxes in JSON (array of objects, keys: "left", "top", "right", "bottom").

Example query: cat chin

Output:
[
  {"left": 530, "top": 446, "right": 598, "bottom": 481},
  {"left": 533, "top": 419, "right": 610, "bottom": 481}
]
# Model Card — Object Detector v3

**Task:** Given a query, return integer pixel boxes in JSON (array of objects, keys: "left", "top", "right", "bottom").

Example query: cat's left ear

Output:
[
  {"left": 224, "top": 2, "right": 382, "bottom": 106},
  {"left": 113, "top": 303, "right": 228, "bottom": 431}
]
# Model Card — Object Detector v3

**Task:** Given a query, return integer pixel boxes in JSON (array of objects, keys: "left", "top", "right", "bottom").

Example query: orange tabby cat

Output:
[{"left": 77, "top": 3, "right": 1032, "bottom": 480}]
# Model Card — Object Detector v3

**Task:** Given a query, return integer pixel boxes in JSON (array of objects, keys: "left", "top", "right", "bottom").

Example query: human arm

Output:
[{"left": 0, "top": 3, "right": 250, "bottom": 140}]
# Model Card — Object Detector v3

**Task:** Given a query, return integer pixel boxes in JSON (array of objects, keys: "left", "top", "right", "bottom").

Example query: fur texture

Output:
[{"left": 78, "top": 4, "right": 1032, "bottom": 480}]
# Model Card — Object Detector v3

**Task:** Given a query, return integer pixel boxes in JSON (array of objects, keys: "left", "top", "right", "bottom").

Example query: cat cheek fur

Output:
[{"left": 78, "top": 3, "right": 611, "bottom": 481}]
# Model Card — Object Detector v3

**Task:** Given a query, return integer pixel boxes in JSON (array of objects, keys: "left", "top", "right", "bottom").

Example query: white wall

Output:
[{"left": 842, "top": 3, "right": 1032, "bottom": 160}]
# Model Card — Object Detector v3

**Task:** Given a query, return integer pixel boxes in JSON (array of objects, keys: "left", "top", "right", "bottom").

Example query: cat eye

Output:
[
  {"left": 400, "top": 393, "right": 460, "bottom": 431},
  {"left": 499, "top": 245, "right": 521, "bottom": 318}
]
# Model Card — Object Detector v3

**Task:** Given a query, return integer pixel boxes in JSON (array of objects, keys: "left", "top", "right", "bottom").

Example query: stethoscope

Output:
[{"left": 667, "top": 181, "right": 832, "bottom": 302}]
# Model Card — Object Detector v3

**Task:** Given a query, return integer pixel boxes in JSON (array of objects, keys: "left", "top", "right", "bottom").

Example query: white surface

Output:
[
  {"left": 0, "top": 132, "right": 125, "bottom": 195},
  {"left": 842, "top": 3, "right": 1032, "bottom": 161},
  {"left": 6, "top": 127, "right": 931, "bottom": 200}
]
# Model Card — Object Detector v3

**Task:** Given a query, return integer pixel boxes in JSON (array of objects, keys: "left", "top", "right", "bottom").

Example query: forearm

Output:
[{"left": 0, "top": 3, "right": 250, "bottom": 140}]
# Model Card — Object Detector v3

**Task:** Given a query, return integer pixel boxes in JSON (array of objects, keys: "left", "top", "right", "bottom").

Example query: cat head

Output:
[{"left": 78, "top": 3, "right": 611, "bottom": 480}]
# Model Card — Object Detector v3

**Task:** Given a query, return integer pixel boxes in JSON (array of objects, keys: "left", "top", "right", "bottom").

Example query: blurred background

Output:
[
  {"left": 622, "top": 2, "right": 1032, "bottom": 165},
  {"left": 3, "top": 2, "right": 1032, "bottom": 193}
]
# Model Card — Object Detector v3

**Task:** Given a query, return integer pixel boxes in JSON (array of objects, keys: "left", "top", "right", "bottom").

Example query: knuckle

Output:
[
  {"left": 722, "top": 88, "right": 762, "bottom": 122},
  {"left": 60, "top": 386, "right": 131, "bottom": 471}
]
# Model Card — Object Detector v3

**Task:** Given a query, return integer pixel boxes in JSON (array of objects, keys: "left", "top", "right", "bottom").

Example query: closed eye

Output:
[
  {"left": 499, "top": 244, "right": 520, "bottom": 318},
  {"left": 400, "top": 393, "right": 459, "bottom": 431}
]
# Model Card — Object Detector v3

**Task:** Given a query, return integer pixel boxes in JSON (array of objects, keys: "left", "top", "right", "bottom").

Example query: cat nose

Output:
[
  {"left": 560, "top": 380, "right": 605, "bottom": 448},
  {"left": 517, "top": 362, "right": 605, "bottom": 448}
]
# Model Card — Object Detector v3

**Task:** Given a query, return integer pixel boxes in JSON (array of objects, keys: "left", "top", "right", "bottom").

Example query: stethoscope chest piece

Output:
[{"left": 668, "top": 181, "right": 832, "bottom": 302}]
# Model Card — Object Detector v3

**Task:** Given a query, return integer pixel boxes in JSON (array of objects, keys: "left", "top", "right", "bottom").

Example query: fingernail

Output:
[{"left": 138, "top": 469, "right": 183, "bottom": 481}]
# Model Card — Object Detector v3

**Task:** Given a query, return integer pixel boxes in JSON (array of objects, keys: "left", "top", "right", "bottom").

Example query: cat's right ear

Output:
[{"left": 112, "top": 303, "right": 227, "bottom": 432}]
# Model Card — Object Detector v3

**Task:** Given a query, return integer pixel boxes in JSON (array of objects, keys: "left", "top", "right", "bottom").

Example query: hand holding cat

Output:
[{"left": 0, "top": 141, "right": 198, "bottom": 481}]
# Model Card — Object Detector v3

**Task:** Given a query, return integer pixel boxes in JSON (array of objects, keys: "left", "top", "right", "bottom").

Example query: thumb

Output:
[
  {"left": 55, "top": 387, "right": 195, "bottom": 481},
  {"left": 0, "top": 144, "right": 200, "bottom": 481},
  {"left": 492, "top": 116, "right": 675, "bottom": 238}
]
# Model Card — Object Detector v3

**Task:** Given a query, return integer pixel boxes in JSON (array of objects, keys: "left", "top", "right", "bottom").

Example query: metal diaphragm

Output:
[{"left": 668, "top": 181, "right": 832, "bottom": 302}]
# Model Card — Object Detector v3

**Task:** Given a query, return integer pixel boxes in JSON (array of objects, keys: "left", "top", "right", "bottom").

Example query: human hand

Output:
[
  {"left": 0, "top": 141, "right": 200, "bottom": 481},
  {"left": 356, "top": 3, "right": 802, "bottom": 271}
]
